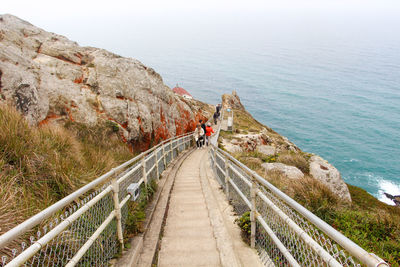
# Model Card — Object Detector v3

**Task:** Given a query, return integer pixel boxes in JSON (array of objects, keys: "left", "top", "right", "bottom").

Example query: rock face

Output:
[
  {"left": 262, "top": 163, "right": 304, "bottom": 180},
  {"left": 257, "top": 145, "right": 276, "bottom": 156},
  {"left": 0, "top": 14, "right": 210, "bottom": 150},
  {"left": 309, "top": 156, "right": 352, "bottom": 202},
  {"left": 219, "top": 92, "right": 351, "bottom": 202},
  {"left": 222, "top": 90, "right": 244, "bottom": 110},
  {"left": 221, "top": 130, "right": 299, "bottom": 154}
]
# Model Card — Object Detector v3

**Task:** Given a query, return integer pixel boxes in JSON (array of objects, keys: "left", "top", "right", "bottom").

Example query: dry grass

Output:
[
  {"left": 230, "top": 109, "right": 264, "bottom": 133},
  {"left": 276, "top": 150, "right": 310, "bottom": 174},
  {"left": 0, "top": 104, "right": 133, "bottom": 239},
  {"left": 219, "top": 103, "right": 400, "bottom": 264}
]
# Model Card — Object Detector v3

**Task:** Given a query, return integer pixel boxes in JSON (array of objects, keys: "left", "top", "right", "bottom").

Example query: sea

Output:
[{"left": 62, "top": 6, "right": 400, "bottom": 204}]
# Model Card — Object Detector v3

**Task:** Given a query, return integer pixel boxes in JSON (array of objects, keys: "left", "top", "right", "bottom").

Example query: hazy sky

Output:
[{"left": 2, "top": 0, "right": 400, "bottom": 53}]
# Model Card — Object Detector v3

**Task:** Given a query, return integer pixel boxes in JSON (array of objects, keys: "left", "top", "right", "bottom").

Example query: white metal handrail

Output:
[
  {"left": 1, "top": 131, "right": 194, "bottom": 266},
  {"left": 209, "top": 146, "right": 389, "bottom": 267}
]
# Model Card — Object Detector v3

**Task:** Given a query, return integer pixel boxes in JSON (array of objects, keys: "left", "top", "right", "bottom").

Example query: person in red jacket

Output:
[{"left": 205, "top": 122, "right": 214, "bottom": 147}]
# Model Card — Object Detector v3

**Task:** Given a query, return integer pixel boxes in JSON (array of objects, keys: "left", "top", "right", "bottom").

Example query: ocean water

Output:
[{"left": 81, "top": 9, "right": 400, "bottom": 204}]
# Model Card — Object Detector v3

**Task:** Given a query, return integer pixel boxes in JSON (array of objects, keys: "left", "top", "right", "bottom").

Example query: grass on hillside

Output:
[
  {"left": 0, "top": 104, "right": 134, "bottom": 243},
  {"left": 221, "top": 107, "right": 400, "bottom": 265}
]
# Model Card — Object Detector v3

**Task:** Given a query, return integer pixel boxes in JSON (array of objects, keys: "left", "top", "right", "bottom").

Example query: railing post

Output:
[
  {"left": 224, "top": 157, "right": 230, "bottom": 198},
  {"left": 213, "top": 146, "right": 217, "bottom": 168},
  {"left": 142, "top": 155, "right": 147, "bottom": 187},
  {"left": 112, "top": 178, "right": 124, "bottom": 251},
  {"left": 162, "top": 143, "right": 167, "bottom": 167},
  {"left": 170, "top": 140, "right": 174, "bottom": 160},
  {"left": 155, "top": 149, "right": 160, "bottom": 181},
  {"left": 250, "top": 176, "right": 258, "bottom": 248}
]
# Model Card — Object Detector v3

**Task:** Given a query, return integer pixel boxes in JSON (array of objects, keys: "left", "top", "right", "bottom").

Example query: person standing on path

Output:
[
  {"left": 205, "top": 122, "right": 214, "bottom": 146},
  {"left": 199, "top": 120, "right": 206, "bottom": 146},
  {"left": 194, "top": 124, "right": 205, "bottom": 149},
  {"left": 216, "top": 104, "right": 221, "bottom": 119},
  {"left": 213, "top": 112, "right": 218, "bottom": 125}
]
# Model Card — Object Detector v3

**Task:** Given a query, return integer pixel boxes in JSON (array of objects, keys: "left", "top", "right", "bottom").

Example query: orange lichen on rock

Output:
[
  {"left": 74, "top": 53, "right": 83, "bottom": 65},
  {"left": 74, "top": 74, "right": 84, "bottom": 84},
  {"left": 56, "top": 55, "right": 81, "bottom": 66},
  {"left": 153, "top": 107, "right": 171, "bottom": 143},
  {"left": 70, "top": 100, "right": 78, "bottom": 108},
  {"left": 65, "top": 107, "right": 74, "bottom": 122},
  {"left": 38, "top": 113, "right": 60, "bottom": 126},
  {"left": 116, "top": 95, "right": 134, "bottom": 101}
]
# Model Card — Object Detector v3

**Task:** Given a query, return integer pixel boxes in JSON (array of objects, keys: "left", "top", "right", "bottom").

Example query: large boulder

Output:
[
  {"left": 222, "top": 90, "right": 245, "bottom": 110},
  {"left": 262, "top": 163, "right": 304, "bottom": 180},
  {"left": 309, "top": 156, "right": 352, "bottom": 202},
  {"left": 257, "top": 145, "right": 276, "bottom": 156},
  {"left": 0, "top": 14, "right": 211, "bottom": 150},
  {"left": 220, "top": 138, "right": 243, "bottom": 153}
]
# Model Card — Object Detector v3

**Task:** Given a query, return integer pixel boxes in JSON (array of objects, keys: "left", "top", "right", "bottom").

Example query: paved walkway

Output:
[{"left": 158, "top": 148, "right": 263, "bottom": 267}]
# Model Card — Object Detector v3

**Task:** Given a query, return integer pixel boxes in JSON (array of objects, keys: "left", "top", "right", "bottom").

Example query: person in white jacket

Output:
[{"left": 194, "top": 124, "right": 205, "bottom": 149}]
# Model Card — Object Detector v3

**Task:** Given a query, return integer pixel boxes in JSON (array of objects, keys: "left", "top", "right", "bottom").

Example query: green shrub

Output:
[
  {"left": 124, "top": 180, "right": 158, "bottom": 237},
  {"left": 105, "top": 120, "right": 119, "bottom": 133},
  {"left": 236, "top": 211, "right": 251, "bottom": 244}
]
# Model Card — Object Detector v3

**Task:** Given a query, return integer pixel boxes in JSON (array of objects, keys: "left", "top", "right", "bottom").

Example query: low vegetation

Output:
[
  {"left": 0, "top": 104, "right": 134, "bottom": 239},
  {"left": 226, "top": 107, "right": 400, "bottom": 265},
  {"left": 229, "top": 109, "right": 264, "bottom": 133},
  {"left": 124, "top": 180, "right": 158, "bottom": 238}
]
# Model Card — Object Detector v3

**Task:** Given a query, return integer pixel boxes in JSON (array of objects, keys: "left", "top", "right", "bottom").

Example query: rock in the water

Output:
[
  {"left": 262, "top": 163, "right": 304, "bottom": 180},
  {"left": 309, "top": 155, "right": 352, "bottom": 202},
  {"left": 384, "top": 193, "right": 400, "bottom": 207},
  {"left": 0, "top": 14, "right": 211, "bottom": 150}
]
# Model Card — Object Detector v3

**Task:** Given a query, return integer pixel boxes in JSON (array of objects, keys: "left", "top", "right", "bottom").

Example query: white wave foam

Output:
[
  {"left": 343, "top": 158, "right": 360, "bottom": 163},
  {"left": 377, "top": 179, "right": 400, "bottom": 205}
]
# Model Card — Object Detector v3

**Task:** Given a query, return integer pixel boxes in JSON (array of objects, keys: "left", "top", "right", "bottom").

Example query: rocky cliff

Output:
[
  {"left": 0, "top": 14, "right": 211, "bottom": 150},
  {"left": 220, "top": 92, "right": 352, "bottom": 202}
]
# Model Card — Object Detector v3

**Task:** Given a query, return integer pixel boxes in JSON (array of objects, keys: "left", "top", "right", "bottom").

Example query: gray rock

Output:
[
  {"left": 257, "top": 145, "right": 276, "bottom": 156},
  {"left": 221, "top": 138, "right": 243, "bottom": 153},
  {"left": 222, "top": 90, "right": 245, "bottom": 110},
  {"left": 309, "top": 155, "right": 352, "bottom": 202},
  {"left": 261, "top": 163, "right": 304, "bottom": 180},
  {"left": 0, "top": 14, "right": 211, "bottom": 149}
]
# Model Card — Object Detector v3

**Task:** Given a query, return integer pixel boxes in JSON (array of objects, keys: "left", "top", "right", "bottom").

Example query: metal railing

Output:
[
  {"left": 0, "top": 132, "right": 194, "bottom": 266},
  {"left": 209, "top": 146, "right": 389, "bottom": 267}
]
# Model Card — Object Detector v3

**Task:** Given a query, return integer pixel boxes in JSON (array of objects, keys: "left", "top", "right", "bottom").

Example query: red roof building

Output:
[{"left": 172, "top": 84, "right": 193, "bottom": 99}]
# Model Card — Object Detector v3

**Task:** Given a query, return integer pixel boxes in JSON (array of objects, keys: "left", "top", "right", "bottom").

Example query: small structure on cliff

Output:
[{"left": 172, "top": 84, "right": 193, "bottom": 100}]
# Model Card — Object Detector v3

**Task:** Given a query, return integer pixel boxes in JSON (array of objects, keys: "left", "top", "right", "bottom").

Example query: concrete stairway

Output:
[
  {"left": 158, "top": 149, "right": 263, "bottom": 267},
  {"left": 158, "top": 149, "right": 221, "bottom": 266}
]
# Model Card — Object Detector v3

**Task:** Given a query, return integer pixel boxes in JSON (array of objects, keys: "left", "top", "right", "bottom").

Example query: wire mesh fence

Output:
[
  {"left": 209, "top": 147, "right": 387, "bottom": 267},
  {"left": 0, "top": 133, "right": 194, "bottom": 267}
]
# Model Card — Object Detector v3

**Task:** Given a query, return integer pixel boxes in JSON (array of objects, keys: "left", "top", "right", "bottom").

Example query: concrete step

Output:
[
  {"left": 171, "top": 189, "right": 203, "bottom": 195},
  {"left": 173, "top": 184, "right": 201, "bottom": 190},
  {"left": 173, "top": 180, "right": 200, "bottom": 184},
  {"left": 158, "top": 249, "right": 221, "bottom": 267},
  {"left": 170, "top": 193, "right": 204, "bottom": 199},
  {"left": 167, "top": 210, "right": 210, "bottom": 220},
  {"left": 169, "top": 198, "right": 205, "bottom": 205},
  {"left": 159, "top": 237, "right": 219, "bottom": 252},
  {"left": 164, "top": 217, "right": 211, "bottom": 230},
  {"left": 163, "top": 226, "right": 214, "bottom": 238}
]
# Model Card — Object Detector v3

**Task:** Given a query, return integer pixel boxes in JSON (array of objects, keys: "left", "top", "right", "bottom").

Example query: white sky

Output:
[
  {"left": 2, "top": 0, "right": 400, "bottom": 21},
  {"left": 2, "top": 0, "right": 400, "bottom": 58}
]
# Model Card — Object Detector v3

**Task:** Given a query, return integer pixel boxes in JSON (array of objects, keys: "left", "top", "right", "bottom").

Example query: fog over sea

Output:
[{"left": 32, "top": 3, "right": 400, "bottom": 204}]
